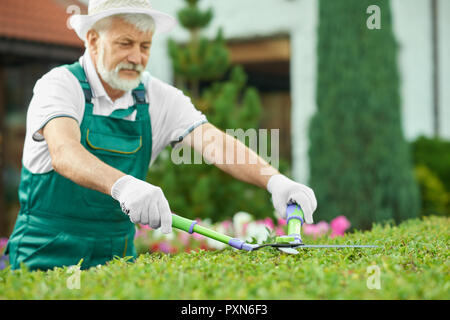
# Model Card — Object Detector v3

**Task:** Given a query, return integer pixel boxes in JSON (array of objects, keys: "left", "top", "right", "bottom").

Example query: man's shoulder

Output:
[
  {"left": 31, "top": 63, "right": 84, "bottom": 109},
  {"left": 141, "top": 71, "right": 181, "bottom": 95},
  {"left": 36, "top": 64, "right": 80, "bottom": 88}
]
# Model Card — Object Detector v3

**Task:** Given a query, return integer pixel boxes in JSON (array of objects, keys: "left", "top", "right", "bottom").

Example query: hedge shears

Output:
[{"left": 172, "top": 204, "right": 379, "bottom": 254}]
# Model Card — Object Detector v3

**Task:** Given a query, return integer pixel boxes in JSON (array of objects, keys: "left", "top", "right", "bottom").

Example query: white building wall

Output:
[
  {"left": 391, "top": 0, "right": 434, "bottom": 141},
  {"left": 290, "top": 1, "right": 318, "bottom": 185},
  {"left": 391, "top": 0, "right": 450, "bottom": 140},
  {"left": 438, "top": 0, "right": 450, "bottom": 139}
]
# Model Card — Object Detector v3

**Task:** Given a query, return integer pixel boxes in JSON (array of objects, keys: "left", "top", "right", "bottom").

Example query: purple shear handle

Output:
[
  {"left": 188, "top": 221, "right": 197, "bottom": 234},
  {"left": 286, "top": 203, "right": 304, "bottom": 224},
  {"left": 228, "top": 238, "right": 255, "bottom": 251},
  {"left": 286, "top": 215, "right": 304, "bottom": 225}
]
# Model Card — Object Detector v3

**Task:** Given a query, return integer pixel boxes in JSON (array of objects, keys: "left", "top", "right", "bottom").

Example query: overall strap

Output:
[
  {"left": 64, "top": 62, "right": 94, "bottom": 115},
  {"left": 133, "top": 83, "right": 149, "bottom": 119},
  {"left": 109, "top": 82, "right": 148, "bottom": 120}
]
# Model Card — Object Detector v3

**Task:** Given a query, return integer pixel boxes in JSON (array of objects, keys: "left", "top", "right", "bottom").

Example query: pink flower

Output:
[
  {"left": 178, "top": 232, "right": 190, "bottom": 246},
  {"left": 158, "top": 242, "right": 173, "bottom": 254},
  {"left": 275, "top": 227, "right": 285, "bottom": 236},
  {"left": 192, "top": 232, "right": 204, "bottom": 240},
  {"left": 242, "top": 222, "right": 249, "bottom": 236},
  {"left": 303, "top": 224, "right": 318, "bottom": 236},
  {"left": 262, "top": 218, "right": 275, "bottom": 230},
  {"left": 135, "top": 229, "right": 146, "bottom": 239},
  {"left": 221, "top": 220, "right": 232, "bottom": 230},
  {"left": 277, "top": 218, "right": 287, "bottom": 226},
  {"left": 303, "top": 221, "right": 330, "bottom": 239},
  {"left": 330, "top": 216, "right": 351, "bottom": 238},
  {"left": 0, "top": 238, "right": 9, "bottom": 249},
  {"left": 135, "top": 224, "right": 151, "bottom": 239},
  {"left": 316, "top": 221, "right": 330, "bottom": 234}
]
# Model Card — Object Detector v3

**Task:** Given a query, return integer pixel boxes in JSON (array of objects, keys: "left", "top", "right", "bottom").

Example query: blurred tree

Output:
[
  {"left": 309, "top": 0, "right": 420, "bottom": 230},
  {"left": 411, "top": 136, "right": 450, "bottom": 217},
  {"left": 148, "top": 0, "right": 287, "bottom": 222},
  {"left": 413, "top": 165, "right": 449, "bottom": 217},
  {"left": 411, "top": 136, "right": 450, "bottom": 192}
]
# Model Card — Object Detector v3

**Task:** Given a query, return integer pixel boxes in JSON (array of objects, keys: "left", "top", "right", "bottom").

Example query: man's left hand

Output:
[{"left": 267, "top": 174, "right": 317, "bottom": 224}]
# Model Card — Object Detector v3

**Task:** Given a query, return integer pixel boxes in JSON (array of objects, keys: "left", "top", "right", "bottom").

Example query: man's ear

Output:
[{"left": 86, "top": 30, "right": 101, "bottom": 55}]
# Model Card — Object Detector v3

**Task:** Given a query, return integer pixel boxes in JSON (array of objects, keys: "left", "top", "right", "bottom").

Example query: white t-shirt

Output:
[{"left": 23, "top": 51, "right": 207, "bottom": 174}]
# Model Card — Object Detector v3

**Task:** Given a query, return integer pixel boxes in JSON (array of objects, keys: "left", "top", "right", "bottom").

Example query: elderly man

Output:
[{"left": 6, "top": 0, "right": 317, "bottom": 271}]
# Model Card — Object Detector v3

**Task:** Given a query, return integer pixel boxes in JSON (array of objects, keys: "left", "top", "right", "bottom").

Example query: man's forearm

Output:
[
  {"left": 186, "top": 123, "right": 280, "bottom": 189},
  {"left": 51, "top": 140, "right": 126, "bottom": 195},
  {"left": 213, "top": 132, "right": 279, "bottom": 189}
]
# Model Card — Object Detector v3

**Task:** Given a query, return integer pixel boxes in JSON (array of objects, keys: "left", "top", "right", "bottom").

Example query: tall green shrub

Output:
[
  {"left": 308, "top": 0, "right": 420, "bottom": 229},
  {"left": 148, "top": 0, "right": 286, "bottom": 221}
]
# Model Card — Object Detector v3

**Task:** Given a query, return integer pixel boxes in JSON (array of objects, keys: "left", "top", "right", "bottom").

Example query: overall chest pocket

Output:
[
  {"left": 86, "top": 129, "right": 142, "bottom": 155},
  {"left": 83, "top": 130, "right": 143, "bottom": 210}
]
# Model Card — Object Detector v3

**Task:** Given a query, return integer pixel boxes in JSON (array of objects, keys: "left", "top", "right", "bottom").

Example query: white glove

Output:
[
  {"left": 111, "top": 175, "right": 172, "bottom": 234},
  {"left": 267, "top": 174, "right": 317, "bottom": 224}
]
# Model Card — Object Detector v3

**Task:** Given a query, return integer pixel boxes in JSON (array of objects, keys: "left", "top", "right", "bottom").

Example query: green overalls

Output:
[{"left": 6, "top": 62, "right": 152, "bottom": 271}]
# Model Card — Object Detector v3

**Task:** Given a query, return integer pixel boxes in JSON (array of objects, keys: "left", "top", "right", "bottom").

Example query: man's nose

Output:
[{"left": 127, "top": 46, "right": 142, "bottom": 66}]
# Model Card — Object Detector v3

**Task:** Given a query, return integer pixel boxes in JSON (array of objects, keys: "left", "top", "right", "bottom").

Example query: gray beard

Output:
[{"left": 96, "top": 46, "right": 144, "bottom": 92}]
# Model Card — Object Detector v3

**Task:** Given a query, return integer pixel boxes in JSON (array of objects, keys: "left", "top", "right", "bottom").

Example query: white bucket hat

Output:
[{"left": 69, "top": 0, "right": 177, "bottom": 41}]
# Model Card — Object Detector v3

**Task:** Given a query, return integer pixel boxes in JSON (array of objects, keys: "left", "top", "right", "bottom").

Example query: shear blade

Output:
[
  {"left": 249, "top": 243, "right": 379, "bottom": 252},
  {"left": 291, "top": 244, "right": 379, "bottom": 248},
  {"left": 277, "top": 247, "right": 299, "bottom": 254}
]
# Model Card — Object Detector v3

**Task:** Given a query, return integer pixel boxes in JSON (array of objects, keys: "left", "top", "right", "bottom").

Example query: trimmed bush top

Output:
[{"left": 0, "top": 216, "right": 448, "bottom": 300}]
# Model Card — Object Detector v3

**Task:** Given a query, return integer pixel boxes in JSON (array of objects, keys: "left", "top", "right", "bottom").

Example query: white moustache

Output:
[{"left": 115, "top": 63, "right": 145, "bottom": 74}]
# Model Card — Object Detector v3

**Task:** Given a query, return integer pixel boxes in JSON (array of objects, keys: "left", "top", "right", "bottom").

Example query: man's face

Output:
[{"left": 89, "top": 16, "right": 153, "bottom": 91}]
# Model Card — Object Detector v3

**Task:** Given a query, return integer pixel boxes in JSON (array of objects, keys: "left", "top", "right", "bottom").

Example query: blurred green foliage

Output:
[
  {"left": 411, "top": 136, "right": 450, "bottom": 192},
  {"left": 148, "top": 0, "right": 288, "bottom": 222},
  {"left": 168, "top": 28, "right": 228, "bottom": 83},
  {"left": 177, "top": 1, "right": 213, "bottom": 30},
  {"left": 411, "top": 136, "right": 450, "bottom": 217},
  {"left": 309, "top": 0, "right": 420, "bottom": 230},
  {"left": 413, "top": 165, "right": 449, "bottom": 217}
]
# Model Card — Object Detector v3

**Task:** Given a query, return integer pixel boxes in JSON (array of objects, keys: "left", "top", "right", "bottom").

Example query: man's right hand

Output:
[{"left": 111, "top": 175, "right": 172, "bottom": 234}]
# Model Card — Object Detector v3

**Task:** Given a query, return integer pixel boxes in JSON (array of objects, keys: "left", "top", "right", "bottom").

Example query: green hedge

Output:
[
  {"left": 1, "top": 216, "right": 448, "bottom": 299},
  {"left": 309, "top": 0, "right": 420, "bottom": 230}
]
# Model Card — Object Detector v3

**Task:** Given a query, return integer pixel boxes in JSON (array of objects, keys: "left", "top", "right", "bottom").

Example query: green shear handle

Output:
[
  {"left": 171, "top": 203, "right": 303, "bottom": 251},
  {"left": 275, "top": 203, "right": 304, "bottom": 244},
  {"left": 171, "top": 214, "right": 253, "bottom": 250}
]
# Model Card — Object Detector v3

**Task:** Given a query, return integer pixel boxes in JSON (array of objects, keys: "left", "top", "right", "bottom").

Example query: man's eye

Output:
[{"left": 120, "top": 42, "right": 131, "bottom": 46}]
